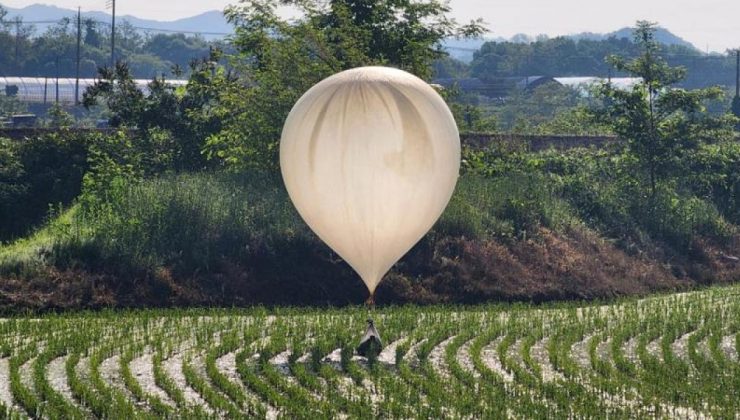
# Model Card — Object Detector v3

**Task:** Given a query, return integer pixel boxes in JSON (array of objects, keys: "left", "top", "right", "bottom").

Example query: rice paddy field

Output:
[{"left": 0, "top": 284, "right": 738, "bottom": 419}]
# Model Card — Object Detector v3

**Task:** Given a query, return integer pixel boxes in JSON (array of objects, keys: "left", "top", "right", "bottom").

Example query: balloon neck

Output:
[{"left": 365, "top": 293, "right": 375, "bottom": 309}]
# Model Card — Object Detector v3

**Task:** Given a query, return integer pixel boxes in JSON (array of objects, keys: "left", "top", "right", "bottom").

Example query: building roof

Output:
[
  {"left": 433, "top": 75, "right": 643, "bottom": 98},
  {"left": 515, "top": 76, "right": 557, "bottom": 91},
  {"left": 0, "top": 76, "right": 187, "bottom": 104},
  {"left": 554, "top": 76, "right": 642, "bottom": 91}
]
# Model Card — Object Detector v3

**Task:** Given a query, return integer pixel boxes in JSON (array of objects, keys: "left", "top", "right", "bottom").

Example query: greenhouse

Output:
[{"left": 0, "top": 76, "right": 187, "bottom": 104}]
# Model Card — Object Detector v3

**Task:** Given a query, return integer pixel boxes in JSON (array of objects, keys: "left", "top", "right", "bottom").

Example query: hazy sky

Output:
[{"left": 3, "top": 0, "right": 738, "bottom": 52}]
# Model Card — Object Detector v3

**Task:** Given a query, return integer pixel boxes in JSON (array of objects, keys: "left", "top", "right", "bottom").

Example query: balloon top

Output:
[{"left": 321, "top": 66, "right": 425, "bottom": 85}]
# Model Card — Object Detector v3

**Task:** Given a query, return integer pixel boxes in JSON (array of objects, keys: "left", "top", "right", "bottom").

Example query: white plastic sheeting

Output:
[
  {"left": 0, "top": 77, "right": 187, "bottom": 104},
  {"left": 280, "top": 66, "right": 460, "bottom": 295},
  {"left": 554, "top": 76, "right": 642, "bottom": 92}
]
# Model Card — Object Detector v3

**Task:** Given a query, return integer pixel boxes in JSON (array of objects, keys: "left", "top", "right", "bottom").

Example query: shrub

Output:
[
  {"left": 57, "top": 170, "right": 581, "bottom": 275},
  {"left": 683, "top": 142, "right": 740, "bottom": 224},
  {"left": 63, "top": 171, "right": 305, "bottom": 273},
  {"left": 462, "top": 144, "right": 736, "bottom": 254},
  {"left": 0, "top": 132, "right": 91, "bottom": 241}
]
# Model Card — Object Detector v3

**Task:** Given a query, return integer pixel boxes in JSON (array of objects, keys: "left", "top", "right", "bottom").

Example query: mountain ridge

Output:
[
  {"left": 3, "top": 3, "right": 699, "bottom": 57},
  {"left": 444, "top": 27, "right": 698, "bottom": 62},
  {"left": 1, "top": 3, "right": 233, "bottom": 37}
]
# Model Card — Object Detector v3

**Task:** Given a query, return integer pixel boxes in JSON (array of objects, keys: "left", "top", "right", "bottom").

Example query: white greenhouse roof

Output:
[
  {"left": 0, "top": 77, "right": 188, "bottom": 104},
  {"left": 554, "top": 77, "right": 642, "bottom": 91}
]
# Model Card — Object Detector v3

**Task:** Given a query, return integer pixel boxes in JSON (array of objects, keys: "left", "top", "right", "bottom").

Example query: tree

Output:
[
  {"left": 143, "top": 34, "right": 210, "bottom": 68},
  {"left": 83, "top": 62, "right": 146, "bottom": 128},
  {"left": 0, "top": 12, "right": 34, "bottom": 74},
  {"left": 468, "top": 30, "right": 734, "bottom": 89},
  {"left": 81, "top": 0, "right": 484, "bottom": 171},
  {"left": 116, "top": 21, "right": 144, "bottom": 55},
  {"left": 0, "top": 138, "right": 28, "bottom": 240},
  {"left": 84, "top": 19, "right": 101, "bottom": 48},
  {"left": 204, "top": 0, "right": 485, "bottom": 169},
  {"left": 0, "top": 94, "right": 26, "bottom": 121},
  {"left": 591, "top": 21, "right": 736, "bottom": 197},
  {"left": 1, "top": 12, "right": 222, "bottom": 80},
  {"left": 496, "top": 83, "right": 584, "bottom": 131},
  {"left": 83, "top": 53, "right": 227, "bottom": 171},
  {"left": 46, "top": 103, "right": 75, "bottom": 127}
]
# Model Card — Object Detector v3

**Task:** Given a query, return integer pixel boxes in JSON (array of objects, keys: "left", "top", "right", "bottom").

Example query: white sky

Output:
[{"left": 2, "top": 0, "right": 739, "bottom": 53}]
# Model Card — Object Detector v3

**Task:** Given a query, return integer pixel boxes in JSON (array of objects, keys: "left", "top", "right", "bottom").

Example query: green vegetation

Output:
[
  {"left": 0, "top": 9, "right": 738, "bottom": 310},
  {"left": 0, "top": 284, "right": 738, "bottom": 418},
  {"left": 466, "top": 29, "right": 736, "bottom": 90},
  {"left": 200, "top": 0, "right": 484, "bottom": 169},
  {"left": 1, "top": 138, "right": 737, "bottom": 309},
  {"left": 449, "top": 82, "right": 611, "bottom": 134},
  {"left": 0, "top": 95, "right": 27, "bottom": 124},
  {"left": 0, "top": 5, "right": 219, "bottom": 79},
  {"left": 593, "top": 21, "right": 736, "bottom": 197},
  {"left": 0, "top": 6, "right": 738, "bottom": 415},
  {"left": 450, "top": 23, "right": 739, "bottom": 135},
  {"left": 0, "top": 132, "right": 91, "bottom": 241}
]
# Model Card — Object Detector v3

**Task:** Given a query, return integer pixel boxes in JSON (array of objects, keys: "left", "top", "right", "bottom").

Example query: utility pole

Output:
[
  {"left": 733, "top": 49, "right": 740, "bottom": 122},
  {"left": 55, "top": 56, "right": 60, "bottom": 104},
  {"left": 75, "top": 7, "right": 82, "bottom": 105},
  {"left": 14, "top": 17, "right": 21, "bottom": 73},
  {"left": 735, "top": 49, "right": 739, "bottom": 98},
  {"left": 108, "top": 0, "right": 116, "bottom": 67}
]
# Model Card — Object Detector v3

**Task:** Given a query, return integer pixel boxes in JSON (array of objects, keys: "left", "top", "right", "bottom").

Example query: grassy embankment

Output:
[{"left": 1, "top": 143, "right": 738, "bottom": 311}]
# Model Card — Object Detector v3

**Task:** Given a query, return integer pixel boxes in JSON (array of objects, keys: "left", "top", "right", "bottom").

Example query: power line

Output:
[
  {"left": 14, "top": 19, "right": 231, "bottom": 36},
  {"left": 16, "top": 20, "right": 63, "bottom": 24},
  {"left": 130, "top": 26, "right": 230, "bottom": 36},
  {"left": 456, "top": 49, "right": 734, "bottom": 59}
]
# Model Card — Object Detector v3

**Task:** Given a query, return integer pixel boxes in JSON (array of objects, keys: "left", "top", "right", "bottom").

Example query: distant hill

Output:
[
  {"left": 2, "top": 5, "right": 698, "bottom": 57},
  {"left": 570, "top": 27, "right": 696, "bottom": 50},
  {"left": 444, "top": 27, "right": 698, "bottom": 63},
  {"left": 0, "top": 3, "right": 233, "bottom": 39}
]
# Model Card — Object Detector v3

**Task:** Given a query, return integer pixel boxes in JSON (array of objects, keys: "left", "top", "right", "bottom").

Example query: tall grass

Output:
[
  {"left": 70, "top": 171, "right": 307, "bottom": 272},
  {"left": 0, "top": 149, "right": 735, "bottom": 295},
  {"left": 1, "top": 170, "right": 578, "bottom": 276},
  {"left": 439, "top": 172, "right": 575, "bottom": 239}
]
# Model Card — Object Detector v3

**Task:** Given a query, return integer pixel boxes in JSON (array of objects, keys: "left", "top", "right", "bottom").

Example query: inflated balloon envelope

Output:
[{"left": 280, "top": 66, "right": 461, "bottom": 305}]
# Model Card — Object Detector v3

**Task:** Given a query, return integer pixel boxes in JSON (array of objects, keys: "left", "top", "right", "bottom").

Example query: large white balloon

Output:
[{"left": 280, "top": 66, "right": 460, "bottom": 296}]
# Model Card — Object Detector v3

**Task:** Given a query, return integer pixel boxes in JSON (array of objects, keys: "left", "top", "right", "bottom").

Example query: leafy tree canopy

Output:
[
  {"left": 591, "top": 21, "right": 738, "bottom": 196},
  {"left": 202, "top": 0, "right": 486, "bottom": 169},
  {"left": 0, "top": 5, "right": 221, "bottom": 79},
  {"left": 468, "top": 30, "right": 736, "bottom": 90}
]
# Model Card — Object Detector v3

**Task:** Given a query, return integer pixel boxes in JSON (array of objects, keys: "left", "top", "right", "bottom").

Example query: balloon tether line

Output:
[
  {"left": 365, "top": 291, "right": 376, "bottom": 331},
  {"left": 365, "top": 292, "right": 375, "bottom": 310}
]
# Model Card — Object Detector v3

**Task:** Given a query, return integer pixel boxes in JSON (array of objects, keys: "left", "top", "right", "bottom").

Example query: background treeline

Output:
[
  {"left": 438, "top": 33, "right": 740, "bottom": 133},
  {"left": 0, "top": 5, "right": 224, "bottom": 78},
  {"left": 441, "top": 36, "right": 736, "bottom": 89},
  {"left": 3, "top": 3, "right": 737, "bottom": 91}
]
